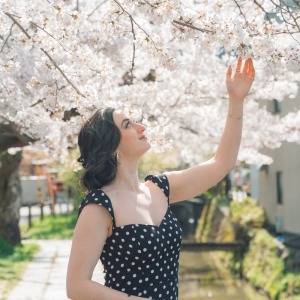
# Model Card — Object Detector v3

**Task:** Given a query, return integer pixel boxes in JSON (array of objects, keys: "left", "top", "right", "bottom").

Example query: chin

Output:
[
  {"left": 141, "top": 143, "right": 151, "bottom": 155},
  {"left": 146, "top": 142, "right": 152, "bottom": 151}
]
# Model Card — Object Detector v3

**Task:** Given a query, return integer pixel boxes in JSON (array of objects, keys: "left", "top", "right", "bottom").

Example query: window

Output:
[
  {"left": 273, "top": 99, "right": 281, "bottom": 114},
  {"left": 276, "top": 171, "right": 283, "bottom": 205}
]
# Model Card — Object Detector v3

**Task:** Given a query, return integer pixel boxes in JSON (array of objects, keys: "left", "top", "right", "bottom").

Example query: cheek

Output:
[
  {"left": 119, "top": 131, "right": 135, "bottom": 147},
  {"left": 120, "top": 130, "right": 132, "bottom": 141}
]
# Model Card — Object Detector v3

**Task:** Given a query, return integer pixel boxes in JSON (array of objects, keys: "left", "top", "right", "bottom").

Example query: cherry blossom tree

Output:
[
  {"left": 0, "top": 0, "right": 300, "bottom": 244},
  {"left": 1, "top": 0, "right": 300, "bottom": 162}
]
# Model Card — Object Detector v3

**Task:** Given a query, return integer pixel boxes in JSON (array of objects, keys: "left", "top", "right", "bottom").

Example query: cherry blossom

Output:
[{"left": 0, "top": 0, "right": 300, "bottom": 166}]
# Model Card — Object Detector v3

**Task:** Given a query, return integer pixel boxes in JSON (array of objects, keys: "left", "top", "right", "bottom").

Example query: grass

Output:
[
  {"left": 21, "top": 212, "right": 77, "bottom": 240},
  {"left": 0, "top": 213, "right": 77, "bottom": 299},
  {"left": 0, "top": 237, "right": 40, "bottom": 300}
]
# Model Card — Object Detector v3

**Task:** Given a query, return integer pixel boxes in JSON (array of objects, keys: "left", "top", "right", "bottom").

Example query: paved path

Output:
[{"left": 7, "top": 240, "right": 104, "bottom": 300}]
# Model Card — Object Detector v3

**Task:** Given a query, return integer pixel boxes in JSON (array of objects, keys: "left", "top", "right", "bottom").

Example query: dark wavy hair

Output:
[{"left": 77, "top": 108, "right": 121, "bottom": 192}]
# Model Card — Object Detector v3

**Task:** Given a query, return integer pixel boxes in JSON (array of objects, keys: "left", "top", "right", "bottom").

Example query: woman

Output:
[{"left": 66, "top": 57, "right": 255, "bottom": 300}]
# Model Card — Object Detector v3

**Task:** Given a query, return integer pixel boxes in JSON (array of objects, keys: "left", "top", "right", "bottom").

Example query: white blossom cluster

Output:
[{"left": 0, "top": 0, "right": 300, "bottom": 166}]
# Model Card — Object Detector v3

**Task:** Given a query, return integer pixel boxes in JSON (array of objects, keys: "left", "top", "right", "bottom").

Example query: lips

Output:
[{"left": 139, "top": 135, "right": 146, "bottom": 140}]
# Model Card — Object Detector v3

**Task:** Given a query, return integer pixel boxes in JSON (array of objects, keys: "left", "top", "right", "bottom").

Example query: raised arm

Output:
[
  {"left": 66, "top": 205, "right": 146, "bottom": 300},
  {"left": 166, "top": 57, "right": 255, "bottom": 203}
]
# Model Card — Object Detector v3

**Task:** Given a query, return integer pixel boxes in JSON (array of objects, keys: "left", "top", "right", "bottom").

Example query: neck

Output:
[{"left": 112, "top": 157, "right": 141, "bottom": 192}]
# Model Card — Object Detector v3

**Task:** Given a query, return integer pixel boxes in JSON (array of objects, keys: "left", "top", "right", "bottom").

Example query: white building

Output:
[{"left": 251, "top": 98, "right": 300, "bottom": 235}]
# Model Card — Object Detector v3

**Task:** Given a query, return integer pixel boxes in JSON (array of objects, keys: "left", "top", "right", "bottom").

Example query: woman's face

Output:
[{"left": 113, "top": 111, "right": 151, "bottom": 159}]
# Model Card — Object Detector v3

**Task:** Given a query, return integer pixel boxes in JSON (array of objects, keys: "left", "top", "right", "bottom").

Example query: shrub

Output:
[
  {"left": 230, "top": 197, "right": 265, "bottom": 229},
  {"left": 243, "top": 229, "right": 285, "bottom": 299}
]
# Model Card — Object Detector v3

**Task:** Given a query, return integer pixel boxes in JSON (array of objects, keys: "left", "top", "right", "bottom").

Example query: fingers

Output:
[
  {"left": 242, "top": 58, "right": 251, "bottom": 75},
  {"left": 226, "top": 66, "right": 232, "bottom": 80},
  {"left": 251, "top": 66, "right": 256, "bottom": 79},
  {"left": 234, "top": 57, "right": 242, "bottom": 75},
  {"left": 233, "top": 57, "right": 255, "bottom": 80},
  {"left": 229, "top": 57, "right": 255, "bottom": 81},
  {"left": 249, "top": 66, "right": 255, "bottom": 81},
  {"left": 246, "top": 58, "right": 255, "bottom": 80}
]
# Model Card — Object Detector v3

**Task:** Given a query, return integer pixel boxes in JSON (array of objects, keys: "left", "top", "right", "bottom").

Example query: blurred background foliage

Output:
[
  {"left": 0, "top": 236, "right": 40, "bottom": 299},
  {"left": 198, "top": 196, "right": 300, "bottom": 300},
  {"left": 57, "top": 149, "right": 181, "bottom": 210}
]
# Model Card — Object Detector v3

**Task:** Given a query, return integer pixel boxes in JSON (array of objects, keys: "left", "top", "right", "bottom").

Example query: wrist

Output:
[
  {"left": 228, "top": 113, "right": 242, "bottom": 120},
  {"left": 228, "top": 101, "right": 244, "bottom": 120},
  {"left": 229, "top": 97, "right": 245, "bottom": 103}
]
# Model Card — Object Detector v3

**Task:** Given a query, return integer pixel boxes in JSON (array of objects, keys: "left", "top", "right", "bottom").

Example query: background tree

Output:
[
  {"left": 0, "top": 119, "right": 32, "bottom": 245},
  {"left": 0, "top": 150, "right": 23, "bottom": 246}
]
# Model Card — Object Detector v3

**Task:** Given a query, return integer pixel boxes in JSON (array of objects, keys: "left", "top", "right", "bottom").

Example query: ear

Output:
[{"left": 113, "top": 152, "right": 120, "bottom": 162}]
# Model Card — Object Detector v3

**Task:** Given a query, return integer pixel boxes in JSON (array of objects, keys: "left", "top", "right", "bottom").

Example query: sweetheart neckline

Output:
[
  {"left": 96, "top": 188, "right": 170, "bottom": 232},
  {"left": 112, "top": 206, "right": 170, "bottom": 230}
]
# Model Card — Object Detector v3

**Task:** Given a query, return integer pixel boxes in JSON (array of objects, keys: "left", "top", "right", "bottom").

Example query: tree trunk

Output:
[{"left": 0, "top": 150, "right": 22, "bottom": 246}]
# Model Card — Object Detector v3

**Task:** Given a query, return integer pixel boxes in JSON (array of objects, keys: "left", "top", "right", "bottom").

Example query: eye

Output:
[{"left": 125, "top": 120, "right": 132, "bottom": 128}]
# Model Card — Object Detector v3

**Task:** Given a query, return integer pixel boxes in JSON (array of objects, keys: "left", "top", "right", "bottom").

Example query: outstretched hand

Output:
[{"left": 226, "top": 57, "right": 255, "bottom": 102}]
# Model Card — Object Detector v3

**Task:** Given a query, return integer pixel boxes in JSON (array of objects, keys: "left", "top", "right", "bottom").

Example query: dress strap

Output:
[
  {"left": 144, "top": 174, "right": 170, "bottom": 204},
  {"left": 78, "top": 189, "right": 116, "bottom": 228}
]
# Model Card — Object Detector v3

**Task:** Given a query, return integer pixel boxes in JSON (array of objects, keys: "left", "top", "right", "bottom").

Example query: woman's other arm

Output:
[{"left": 66, "top": 204, "right": 145, "bottom": 300}]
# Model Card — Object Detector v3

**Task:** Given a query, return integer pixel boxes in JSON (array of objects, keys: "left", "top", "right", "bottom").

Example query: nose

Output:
[{"left": 135, "top": 122, "right": 145, "bottom": 133}]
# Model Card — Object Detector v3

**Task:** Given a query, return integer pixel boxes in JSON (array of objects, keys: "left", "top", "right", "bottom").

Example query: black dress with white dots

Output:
[{"left": 78, "top": 174, "right": 183, "bottom": 300}]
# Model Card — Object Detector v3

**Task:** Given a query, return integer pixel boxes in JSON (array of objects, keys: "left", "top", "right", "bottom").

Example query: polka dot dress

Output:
[{"left": 78, "top": 174, "right": 183, "bottom": 299}]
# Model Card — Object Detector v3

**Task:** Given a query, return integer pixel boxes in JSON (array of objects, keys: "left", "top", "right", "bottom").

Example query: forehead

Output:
[{"left": 113, "top": 110, "right": 128, "bottom": 127}]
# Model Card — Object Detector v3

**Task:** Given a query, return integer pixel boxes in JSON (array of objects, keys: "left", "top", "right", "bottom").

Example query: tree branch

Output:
[
  {"left": 144, "top": 0, "right": 156, "bottom": 8},
  {"left": 113, "top": 0, "right": 160, "bottom": 50},
  {"left": 170, "top": 81, "right": 195, "bottom": 108},
  {"left": 30, "top": 98, "right": 45, "bottom": 107},
  {"left": 0, "top": 23, "right": 15, "bottom": 53},
  {"left": 87, "top": 0, "right": 108, "bottom": 18},
  {"left": 172, "top": 20, "right": 212, "bottom": 33},
  {"left": 4, "top": 12, "right": 86, "bottom": 98},
  {"left": 40, "top": 49, "right": 86, "bottom": 97},
  {"left": 233, "top": 0, "right": 248, "bottom": 24},
  {"left": 0, "top": 116, "right": 35, "bottom": 150},
  {"left": 253, "top": 0, "right": 272, "bottom": 22},
  {"left": 276, "top": 1, "right": 300, "bottom": 45},
  {"left": 180, "top": 126, "right": 198, "bottom": 135},
  {"left": 283, "top": 0, "right": 300, "bottom": 32},
  {"left": 30, "top": 21, "right": 67, "bottom": 52},
  {"left": 4, "top": 12, "right": 31, "bottom": 38},
  {"left": 129, "top": 16, "right": 136, "bottom": 84}
]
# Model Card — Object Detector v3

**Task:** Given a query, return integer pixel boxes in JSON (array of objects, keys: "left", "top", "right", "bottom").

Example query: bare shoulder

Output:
[
  {"left": 143, "top": 180, "right": 163, "bottom": 195},
  {"left": 77, "top": 203, "right": 112, "bottom": 234}
]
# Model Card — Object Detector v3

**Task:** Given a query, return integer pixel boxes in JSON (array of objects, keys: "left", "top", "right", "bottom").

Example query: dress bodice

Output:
[{"left": 78, "top": 174, "right": 182, "bottom": 299}]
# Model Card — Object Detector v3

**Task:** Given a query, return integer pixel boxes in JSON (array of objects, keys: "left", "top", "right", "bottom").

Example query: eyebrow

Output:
[{"left": 121, "top": 118, "right": 130, "bottom": 127}]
